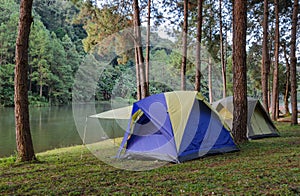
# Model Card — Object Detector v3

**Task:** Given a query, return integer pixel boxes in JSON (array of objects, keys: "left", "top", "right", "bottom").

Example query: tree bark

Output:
[
  {"left": 290, "top": 0, "right": 298, "bottom": 125},
  {"left": 208, "top": 1, "right": 213, "bottom": 101},
  {"left": 195, "top": 0, "right": 203, "bottom": 92},
  {"left": 271, "top": 0, "right": 279, "bottom": 121},
  {"left": 145, "top": 0, "right": 151, "bottom": 93},
  {"left": 219, "top": 0, "right": 226, "bottom": 98},
  {"left": 283, "top": 42, "right": 291, "bottom": 116},
  {"left": 224, "top": 30, "right": 228, "bottom": 92},
  {"left": 133, "top": 0, "right": 148, "bottom": 99},
  {"left": 135, "top": 47, "right": 141, "bottom": 100},
  {"left": 232, "top": 0, "right": 248, "bottom": 144},
  {"left": 208, "top": 57, "right": 213, "bottom": 103},
  {"left": 181, "top": 0, "right": 188, "bottom": 90},
  {"left": 15, "top": 0, "right": 35, "bottom": 162},
  {"left": 262, "top": 0, "right": 270, "bottom": 112}
]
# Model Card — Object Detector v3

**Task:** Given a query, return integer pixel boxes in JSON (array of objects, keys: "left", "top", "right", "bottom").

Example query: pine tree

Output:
[
  {"left": 195, "top": 0, "right": 203, "bottom": 92},
  {"left": 14, "top": 0, "right": 36, "bottom": 162},
  {"left": 133, "top": 0, "right": 148, "bottom": 99},
  {"left": 262, "top": 0, "right": 270, "bottom": 111},
  {"left": 290, "top": 0, "right": 298, "bottom": 125},
  {"left": 232, "top": 0, "right": 248, "bottom": 144},
  {"left": 181, "top": 0, "right": 188, "bottom": 90},
  {"left": 271, "top": 0, "right": 280, "bottom": 121}
]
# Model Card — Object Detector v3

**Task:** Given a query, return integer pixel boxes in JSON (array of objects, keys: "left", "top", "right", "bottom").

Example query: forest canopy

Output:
[{"left": 0, "top": 0, "right": 299, "bottom": 107}]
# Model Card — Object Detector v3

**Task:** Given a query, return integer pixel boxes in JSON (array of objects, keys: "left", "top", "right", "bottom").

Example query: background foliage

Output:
[{"left": 0, "top": 0, "right": 299, "bottom": 107}]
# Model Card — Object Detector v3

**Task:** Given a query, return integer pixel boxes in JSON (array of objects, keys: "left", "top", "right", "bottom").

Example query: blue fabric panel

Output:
[
  {"left": 178, "top": 100, "right": 202, "bottom": 154},
  {"left": 126, "top": 114, "right": 177, "bottom": 158},
  {"left": 179, "top": 100, "right": 237, "bottom": 159},
  {"left": 132, "top": 113, "right": 160, "bottom": 136},
  {"left": 135, "top": 93, "right": 174, "bottom": 139},
  {"left": 127, "top": 134, "right": 176, "bottom": 153},
  {"left": 179, "top": 100, "right": 209, "bottom": 156},
  {"left": 121, "top": 93, "right": 177, "bottom": 160},
  {"left": 131, "top": 103, "right": 140, "bottom": 116},
  {"left": 208, "top": 108, "right": 237, "bottom": 151},
  {"left": 135, "top": 93, "right": 166, "bottom": 109}
]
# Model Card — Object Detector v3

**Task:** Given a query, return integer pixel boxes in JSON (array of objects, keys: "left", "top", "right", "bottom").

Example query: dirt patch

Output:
[
  {"left": 288, "top": 140, "right": 300, "bottom": 145},
  {"left": 277, "top": 118, "right": 291, "bottom": 122}
]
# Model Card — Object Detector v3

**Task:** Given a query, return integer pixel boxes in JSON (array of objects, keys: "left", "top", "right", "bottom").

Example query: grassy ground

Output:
[{"left": 0, "top": 122, "right": 299, "bottom": 195}]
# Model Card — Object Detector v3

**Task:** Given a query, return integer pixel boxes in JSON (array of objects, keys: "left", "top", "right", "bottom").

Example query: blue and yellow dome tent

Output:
[{"left": 117, "top": 91, "right": 239, "bottom": 163}]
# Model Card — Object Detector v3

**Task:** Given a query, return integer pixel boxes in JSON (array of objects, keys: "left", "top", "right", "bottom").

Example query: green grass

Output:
[{"left": 0, "top": 122, "right": 299, "bottom": 195}]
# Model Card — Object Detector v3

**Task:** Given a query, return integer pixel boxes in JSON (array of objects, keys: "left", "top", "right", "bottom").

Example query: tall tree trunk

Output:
[
  {"left": 283, "top": 42, "right": 291, "bottom": 116},
  {"left": 290, "top": 0, "right": 298, "bottom": 125},
  {"left": 232, "top": 0, "right": 248, "bottom": 144},
  {"left": 195, "top": 0, "right": 203, "bottom": 92},
  {"left": 208, "top": 57, "right": 213, "bottom": 103},
  {"left": 134, "top": 33, "right": 141, "bottom": 100},
  {"left": 219, "top": 0, "right": 226, "bottom": 98},
  {"left": 225, "top": 30, "right": 228, "bottom": 83},
  {"left": 271, "top": 0, "right": 280, "bottom": 121},
  {"left": 145, "top": 0, "right": 151, "bottom": 93},
  {"left": 15, "top": 0, "right": 35, "bottom": 162},
  {"left": 133, "top": 0, "right": 148, "bottom": 99},
  {"left": 208, "top": 1, "right": 213, "bottom": 100},
  {"left": 262, "top": 0, "right": 270, "bottom": 112},
  {"left": 181, "top": 0, "right": 188, "bottom": 90}
]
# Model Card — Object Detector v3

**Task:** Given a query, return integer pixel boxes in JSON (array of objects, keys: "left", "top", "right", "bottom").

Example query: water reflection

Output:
[{"left": 0, "top": 103, "right": 126, "bottom": 157}]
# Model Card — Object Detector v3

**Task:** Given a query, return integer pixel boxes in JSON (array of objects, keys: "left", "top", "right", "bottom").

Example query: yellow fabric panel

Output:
[
  {"left": 218, "top": 107, "right": 234, "bottom": 131},
  {"left": 250, "top": 108, "right": 272, "bottom": 135},
  {"left": 165, "top": 91, "right": 197, "bottom": 151},
  {"left": 132, "top": 109, "right": 143, "bottom": 123},
  {"left": 130, "top": 109, "right": 143, "bottom": 133},
  {"left": 219, "top": 108, "right": 233, "bottom": 120},
  {"left": 195, "top": 92, "right": 206, "bottom": 101}
]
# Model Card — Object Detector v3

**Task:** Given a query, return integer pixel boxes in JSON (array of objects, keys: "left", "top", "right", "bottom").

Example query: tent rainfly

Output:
[
  {"left": 90, "top": 106, "right": 132, "bottom": 120},
  {"left": 212, "top": 96, "right": 280, "bottom": 139},
  {"left": 117, "top": 91, "right": 239, "bottom": 163},
  {"left": 90, "top": 106, "right": 132, "bottom": 139}
]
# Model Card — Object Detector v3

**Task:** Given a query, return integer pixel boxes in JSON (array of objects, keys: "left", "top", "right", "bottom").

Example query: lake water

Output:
[{"left": 0, "top": 102, "right": 129, "bottom": 158}]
